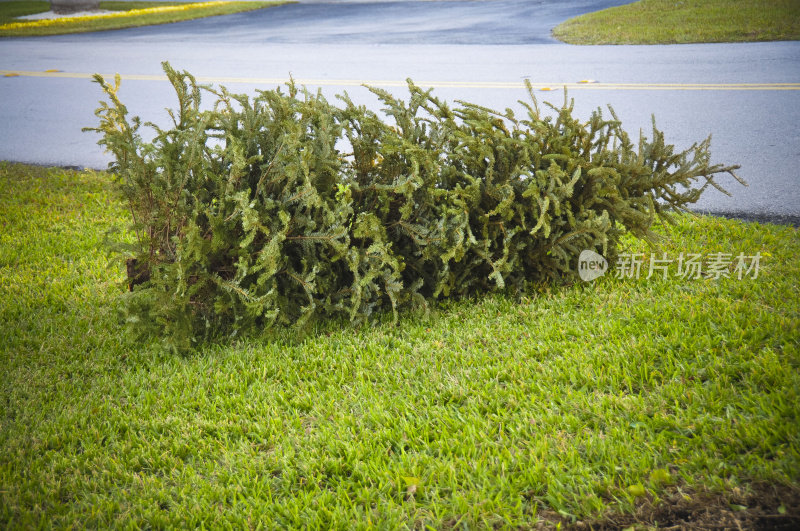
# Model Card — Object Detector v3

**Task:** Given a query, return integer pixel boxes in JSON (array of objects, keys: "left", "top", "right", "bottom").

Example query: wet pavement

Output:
[{"left": 1, "top": 0, "right": 798, "bottom": 221}]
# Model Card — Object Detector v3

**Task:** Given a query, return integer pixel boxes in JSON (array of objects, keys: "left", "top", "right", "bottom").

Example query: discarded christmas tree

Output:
[{"left": 86, "top": 62, "right": 743, "bottom": 349}]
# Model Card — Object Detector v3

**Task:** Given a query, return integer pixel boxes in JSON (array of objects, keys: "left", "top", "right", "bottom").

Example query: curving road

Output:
[{"left": 1, "top": 0, "right": 798, "bottom": 222}]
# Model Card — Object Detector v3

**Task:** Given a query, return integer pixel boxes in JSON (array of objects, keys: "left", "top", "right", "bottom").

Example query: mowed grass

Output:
[
  {"left": 0, "top": 1, "right": 290, "bottom": 38},
  {"left": 553, "top": 0, "right": 800, "bottom": 45},
  {"left": 1, "top": 162, "right": 798, "bottom": 527}
]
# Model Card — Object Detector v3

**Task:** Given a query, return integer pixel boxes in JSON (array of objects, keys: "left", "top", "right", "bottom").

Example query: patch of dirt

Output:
[{"left": 536, "top": 482, "right": 800, "bottom": 530}]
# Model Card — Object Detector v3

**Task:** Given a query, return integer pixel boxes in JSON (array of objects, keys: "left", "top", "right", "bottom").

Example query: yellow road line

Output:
[{"left": 2, "top": 69, "right": 799, "bottom": 91}]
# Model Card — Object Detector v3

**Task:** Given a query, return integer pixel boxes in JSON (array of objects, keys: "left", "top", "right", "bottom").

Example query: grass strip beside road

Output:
[
  {"left": 0, "top": 1, "right": 290, "bottom": 37},
  {"left": 553, "top": 0, "right": 800, "bottom": 44},
  {"left": 1, "top": 162, "right": 798, "bottom": 527}
]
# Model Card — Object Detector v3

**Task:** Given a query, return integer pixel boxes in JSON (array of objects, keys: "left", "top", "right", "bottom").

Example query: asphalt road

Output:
[
  {"left": 53, "top": 0, "right": 636, "bottom": 44},
  {"left": 1, "top": 0, "right": 798, "bottom": 222}
]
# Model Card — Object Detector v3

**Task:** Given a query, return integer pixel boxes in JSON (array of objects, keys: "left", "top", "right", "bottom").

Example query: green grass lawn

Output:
[
  {"left": 1, "top": 162, "right": 798, "bottom": 527},
  {"left": 0, "top": 1, "right": 290, "bottom": 38},
  {"left": 553, "top": 0, "right": 800, "bottom": 45}
]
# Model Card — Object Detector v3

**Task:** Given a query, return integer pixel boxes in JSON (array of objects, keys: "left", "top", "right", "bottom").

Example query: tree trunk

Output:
[{"left": 50, "top": 0, "right": 101, "bottom": 14}]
